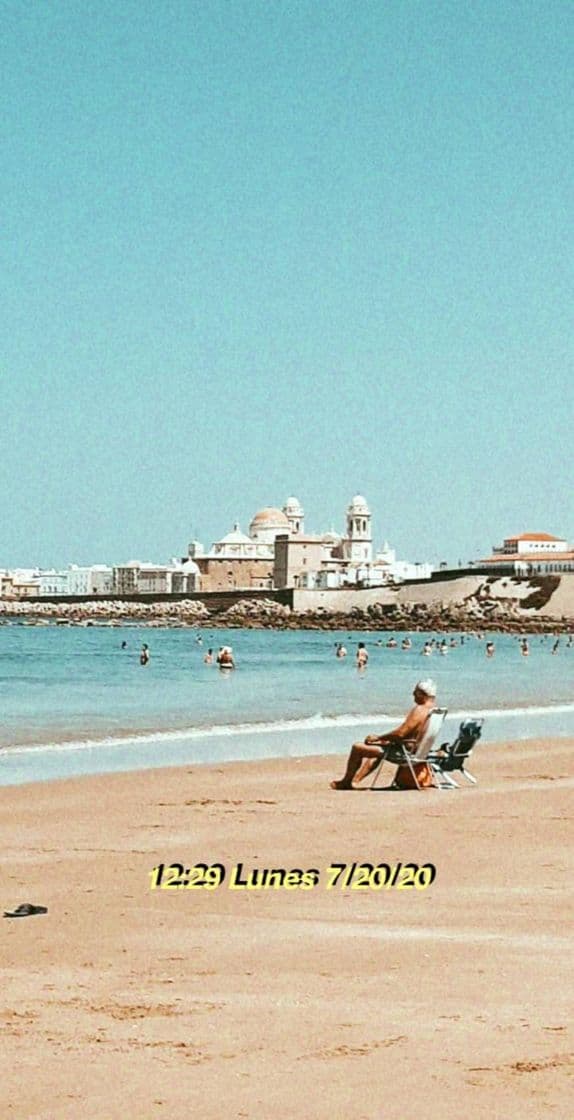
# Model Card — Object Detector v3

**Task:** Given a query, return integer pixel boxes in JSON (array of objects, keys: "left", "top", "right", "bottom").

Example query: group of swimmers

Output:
[
  {"left": 333, "top": 632, "right": 572, "bottom": 665},
  {"left": 335, "top": 641, "right": 368, "bottom": 668},
  {"left": 126, "top": 630, "right": 572, "bottom": 671},
  {"left": 122, "top": 638, "right": 236, "bottom": 669}
]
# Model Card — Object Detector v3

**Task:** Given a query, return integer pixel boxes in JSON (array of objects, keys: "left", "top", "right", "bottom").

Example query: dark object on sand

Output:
[{"left": 3, "top": 903, "right": 48, "bottom": 918}]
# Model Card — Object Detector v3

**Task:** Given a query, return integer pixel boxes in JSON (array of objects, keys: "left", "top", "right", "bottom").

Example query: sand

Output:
[{"left": 1, "top": 739, "right": 573, "bottom": 1119}]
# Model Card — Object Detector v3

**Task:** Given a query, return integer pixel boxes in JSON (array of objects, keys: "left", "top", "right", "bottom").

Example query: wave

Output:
[{"left": 2, "top": 702, "right": 574, "bottom": 757}]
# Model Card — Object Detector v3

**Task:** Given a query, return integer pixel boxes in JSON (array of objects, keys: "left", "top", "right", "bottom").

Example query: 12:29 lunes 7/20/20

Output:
[{"left": 148, "top": 862, "right": 437, "bottom": 891}]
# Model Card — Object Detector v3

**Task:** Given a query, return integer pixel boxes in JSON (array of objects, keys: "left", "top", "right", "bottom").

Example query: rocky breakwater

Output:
[
  {"left": 0, "top": 599, "right": 209, "bottom": 626},
  {"left": 215, "top": 593, "right": 571, "bottom": 634},
  {"left": 1, "top": 579, "right": 572, "bottom": 633},
  {"left": 216, "top": 598, "right": 292, "bottom": 627}
]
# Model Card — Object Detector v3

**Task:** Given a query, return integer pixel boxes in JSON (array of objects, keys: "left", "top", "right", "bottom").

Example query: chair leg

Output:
[
  {"left": 461, "top": 769, "right": 477, "bottom": 784},
  {"left": 436, "top": 770, "right": 458, "bottom": 789}
]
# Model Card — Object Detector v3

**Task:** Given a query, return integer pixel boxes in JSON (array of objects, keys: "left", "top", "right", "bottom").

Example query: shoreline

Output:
[
  {"left": 2, "top": 740, "right": 573, "bottom": 1118},
  {"left": 3, "top": 705, "right": 574, "bottom": 788}
]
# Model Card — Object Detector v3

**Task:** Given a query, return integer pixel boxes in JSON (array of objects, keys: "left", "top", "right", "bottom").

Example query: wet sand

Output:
[{"left": 2, "top": 738, "right": 573, "bottom": 1118}]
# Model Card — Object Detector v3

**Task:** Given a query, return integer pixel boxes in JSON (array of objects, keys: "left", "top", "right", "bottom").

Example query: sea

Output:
[{"left": 0, "top": 625, "right": 573, "bottom": 786}]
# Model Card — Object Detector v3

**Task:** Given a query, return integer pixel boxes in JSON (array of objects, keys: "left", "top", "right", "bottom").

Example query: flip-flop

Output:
[{"left": 3, "top": 903, "right": 48, "bottom": 918}]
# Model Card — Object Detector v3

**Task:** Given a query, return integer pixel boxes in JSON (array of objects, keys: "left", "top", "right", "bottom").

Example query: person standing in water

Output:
[
  {"left": 140, "top": 643, "right": 150, "bottom": 666},
  {"left": 217, "top": 646, "right": 235, "bottom": 669},
  {"left": 356, "top": 642, "right": 368, "bottom": 669}
]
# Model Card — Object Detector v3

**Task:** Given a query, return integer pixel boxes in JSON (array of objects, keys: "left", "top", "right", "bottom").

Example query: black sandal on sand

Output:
[{"left": 3, "top": 903, "right": 48, "bottom": 918}]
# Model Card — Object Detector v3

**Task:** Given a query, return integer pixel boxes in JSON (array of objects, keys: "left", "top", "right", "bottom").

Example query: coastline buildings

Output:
[
  {"left": 0, "top": 494, "right": 433, "bottom": 599},
  {"left": 0, "top": 561, "right": 200, "bottom": 599},
  {"left": 4, "top": 518, "right": 574, "bottom": 600},
  {"left": 480, "top": 532, "right": 574, "bottom": 575}
]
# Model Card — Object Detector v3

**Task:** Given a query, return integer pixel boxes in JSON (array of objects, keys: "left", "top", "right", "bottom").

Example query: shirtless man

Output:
[{"left": 330, "top": 679, "right": 437, "bottom": 789}]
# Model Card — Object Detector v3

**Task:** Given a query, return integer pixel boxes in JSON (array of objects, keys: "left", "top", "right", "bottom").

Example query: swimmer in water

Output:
[
  {"left": 203, "top": 648, "right": 213, "bottom": 664},
  {"left": 217, "top": 646, "right": 235, "bottom": 669},
  {"left": 486, "top": 641, "right": 495, "bottom": 658},
  {"left": 356, "top": 642, "right": 368, "bottom": 669},
  {"left": 140, "top": 643, "right": 150, "bottom": 666},
  {"left": 386, "top": 637, "right": 397, "bottom": 648},
  {"left": 336, "top": 643, "right": 347, "bottom": 658},
  {"left": 422, "top": 641, "right": 432, "bottom": 657},
  {"left": 521, "top": 639, "right": 529, "bottom": 657}
]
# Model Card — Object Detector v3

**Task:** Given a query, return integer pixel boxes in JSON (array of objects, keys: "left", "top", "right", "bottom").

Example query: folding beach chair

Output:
[
  {"left": 370, "top": 708, "right": 448, "bottom": 791},
  {"left": 428, "top": 718, "right": 483, "bottom": 788}
]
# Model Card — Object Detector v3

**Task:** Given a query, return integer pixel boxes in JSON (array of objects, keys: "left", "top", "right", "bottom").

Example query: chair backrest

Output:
[
  {"left": 448, "top": 718, "right": 483, "bottom": 761},
  {"left": 413, "top": 708, "right": 448, "bottom": 760}
]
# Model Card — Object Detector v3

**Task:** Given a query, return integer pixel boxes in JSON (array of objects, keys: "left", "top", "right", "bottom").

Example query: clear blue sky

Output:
[{"left": 1, "top": 0, "right": 572, "bottom": 567}]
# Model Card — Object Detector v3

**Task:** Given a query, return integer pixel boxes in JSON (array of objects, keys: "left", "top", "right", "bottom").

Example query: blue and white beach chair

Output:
[{"left": 428, "top": 718, "right": 484, "bottom": 788}]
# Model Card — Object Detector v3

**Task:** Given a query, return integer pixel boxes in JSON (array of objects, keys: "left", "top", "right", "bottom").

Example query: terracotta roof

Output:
[
  {"left": 505, "top": 533, "right": 564, "bottom": 542},
  {"left": 480, "top": 552, "right": 574, "bottom": 563}
]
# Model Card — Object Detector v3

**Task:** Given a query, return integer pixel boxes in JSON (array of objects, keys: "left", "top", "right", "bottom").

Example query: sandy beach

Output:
[{"left": 2, "top": 739, "right": 572, "bottom": 1119}]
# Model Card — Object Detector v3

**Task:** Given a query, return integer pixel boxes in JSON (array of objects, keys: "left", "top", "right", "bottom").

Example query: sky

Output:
[{"left": 1, "top": 0, "right": 572, "bottom": 568}]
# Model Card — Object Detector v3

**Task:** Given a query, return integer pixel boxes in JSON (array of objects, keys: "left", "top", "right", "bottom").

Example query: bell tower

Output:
[
  {"left": 345, "top": 495, "right": 372, "bottom": 563},
  {"left": 283, "top": 496, "right": 304, "bottom": 535}
]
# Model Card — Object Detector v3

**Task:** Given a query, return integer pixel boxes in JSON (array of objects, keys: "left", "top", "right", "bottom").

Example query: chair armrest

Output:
[{"left": 383, "top": 739, "right": 418, "bottom": 764}]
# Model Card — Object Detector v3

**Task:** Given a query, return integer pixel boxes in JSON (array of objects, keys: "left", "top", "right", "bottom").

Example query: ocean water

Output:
[{"left": 0, "top": 625, "right": 572, "bottom": 785}]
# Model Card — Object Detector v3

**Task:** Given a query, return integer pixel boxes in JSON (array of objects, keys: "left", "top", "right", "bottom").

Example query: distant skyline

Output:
[{"left": 2, "top": 1, "right": 572, "bottom": 568}]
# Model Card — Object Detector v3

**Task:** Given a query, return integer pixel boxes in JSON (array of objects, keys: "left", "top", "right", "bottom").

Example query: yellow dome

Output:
[{"left": 250, "top": 507, "right": 289, "bottom": 525}]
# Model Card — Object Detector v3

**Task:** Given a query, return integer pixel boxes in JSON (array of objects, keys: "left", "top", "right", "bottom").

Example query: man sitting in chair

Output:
[{"left": 330, "top": 679, "right": 437, "bottom": 790}]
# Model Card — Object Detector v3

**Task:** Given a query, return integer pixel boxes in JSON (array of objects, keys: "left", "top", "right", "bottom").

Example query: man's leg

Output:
[
  {"left": 354, "top": 751, "right": 387, "bottom": 785},
  {"left": 330, "top": 743, "right": 384, "bottom": 790}
]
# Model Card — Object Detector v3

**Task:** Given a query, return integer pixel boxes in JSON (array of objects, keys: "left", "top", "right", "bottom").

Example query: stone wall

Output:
[{"left": 292, "top": 587, "right": 397, "bottom": 612}]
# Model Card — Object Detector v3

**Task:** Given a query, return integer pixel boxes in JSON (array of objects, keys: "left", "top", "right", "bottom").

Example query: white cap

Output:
[{"left": 416, "top": 678, "right": 437, "bottom": 697}]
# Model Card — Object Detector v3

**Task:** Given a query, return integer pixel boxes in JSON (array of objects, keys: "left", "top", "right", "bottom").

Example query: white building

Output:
[
  {"left": 113, "top": 561, "right": 199, "bottom": 595},
  {"left": 38, "top": 570, "right": 69, "bottom": 596},
  {"left": 66, "top": 565, "right": 114, "bottom": 596},
  {"left": 481, "top": 532, "right": 574, "bottom": 574},
  {"left": 493, "top": 532, "right": 569, "bottom": 556}
]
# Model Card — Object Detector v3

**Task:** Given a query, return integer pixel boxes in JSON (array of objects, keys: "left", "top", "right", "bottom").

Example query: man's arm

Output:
[{"left": 364, "top": 706, "right": 425, "bottom": 746}]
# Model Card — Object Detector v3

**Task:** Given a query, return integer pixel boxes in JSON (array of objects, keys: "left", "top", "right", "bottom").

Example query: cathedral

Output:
[{"left": 187, "top": 496, "right": 431, "bottom": 592}]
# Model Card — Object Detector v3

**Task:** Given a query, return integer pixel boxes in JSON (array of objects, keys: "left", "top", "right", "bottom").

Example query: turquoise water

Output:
[{"left": 0, "top": 625, "right": 573, "bottom": 785}]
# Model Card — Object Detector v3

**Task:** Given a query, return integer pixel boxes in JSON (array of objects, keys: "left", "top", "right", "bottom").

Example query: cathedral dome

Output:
[
  {"left": 250, "top": 507, "right": 289, "bottom": 526},
  {"left": 218, "top": 525, "right": 253, "bottom": 546},
  {"left": 249, "top": 507, "right": 290, "bottom": 545},
  {"left": 347, "top": 494, "right": 370, "bottom": 515}
]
